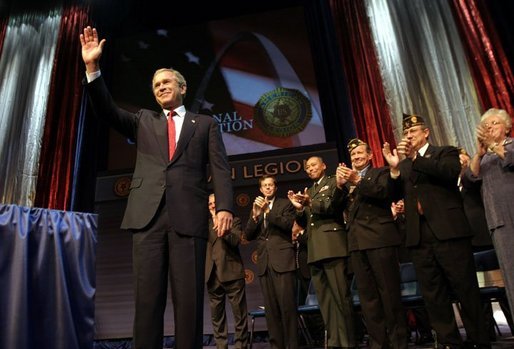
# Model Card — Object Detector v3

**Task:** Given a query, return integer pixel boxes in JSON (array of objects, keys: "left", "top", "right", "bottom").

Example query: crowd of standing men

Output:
[{"left": 238, "top": 110, "right": 512, "bottom": 349}]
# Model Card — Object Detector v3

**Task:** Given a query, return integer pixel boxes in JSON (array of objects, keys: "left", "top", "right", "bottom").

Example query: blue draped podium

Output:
[{"left": 0, "top": 204, "right": 98, "bottom": 349}]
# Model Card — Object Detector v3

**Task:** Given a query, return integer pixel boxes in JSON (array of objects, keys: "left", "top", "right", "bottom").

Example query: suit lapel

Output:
[
  {"left": 411, "top": 144, "right": 433, "bottom": 183},
  {"left": 270, "top": 197, "right": 280, "bottom": 214},
  {"left": 169, "top": 111, "right": 197, "bottom": 165},
  {"left": 152, "top": 112, "right": 169, "bottom": 162},
  {"left": 311, "top": 176, "right": 328, "bottom": 199},
  {"left": 347, "top": 167, "right": 373, "bottom": 221},
  {"left": 423, "top": 145, "right": 434, "bottom": 159}
]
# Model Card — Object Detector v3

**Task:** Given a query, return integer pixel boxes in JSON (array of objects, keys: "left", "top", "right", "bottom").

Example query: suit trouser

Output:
[
  {"left": 310, "top": 257, "right": 356, "bottom": 348},
  {"left": 258, "top": 267, "right": 298, "bottom": 349},
  {"left": 491, "top": 225, "right": 514, "bottom": 329},
  {"left": 207, "top": 274, "right": 249, "bottom": 349},
  {"left": 351, "top": 248, "right": 408, "bottom": 349},
  {"left": 132, "top": 202, "right": 207, "bottom": 349},
  {"left": 410, "top": 217, "right": 490, "bottom": 348}
]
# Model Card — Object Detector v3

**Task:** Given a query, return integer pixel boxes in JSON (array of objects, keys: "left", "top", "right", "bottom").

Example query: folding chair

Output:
[
  {"left": 247, "top": 307, "right": 266, "bottom": 348},
  {"left": 399, "top": 262, "right": 427, "bottom": 344},
  {"left": 474, "top": 249, "right": 514, "bottom": 336},
  {"left": 297, "top": 281, "right": 328, "bottom": 349},
  {"left": 248, "top": 282, "right": 318, "bottom": 349}
]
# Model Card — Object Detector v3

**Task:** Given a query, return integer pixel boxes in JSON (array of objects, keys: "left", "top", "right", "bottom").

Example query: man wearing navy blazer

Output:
[
  {"left": 383, "top": 114, "right": 490, "bottom": 349},
  {"left": 80, "top": 27, "right": 233, "bottom": 349},
  {"left": 341, "top": 138, "right": 407, "bottom": 349},
  {"left": 245, "top": 175, "right": 298, "bottom": 349}
]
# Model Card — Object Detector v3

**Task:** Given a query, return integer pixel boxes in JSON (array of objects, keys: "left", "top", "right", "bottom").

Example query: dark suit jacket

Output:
[
  {"left": 296, "top": 175, "right": 349, "bottom": 264},
  {"left": 394, "top": 145, "right": 472, "bottom": 247},
  {"left": 245, "top": 197, "right": 296, "bottom": 276},
  {"left": 205, "top": 217, "right": 245, "bottom": 283},
  {"left": 459, "top": 176, "right": 493, "bottom": 247},
  {"left": 86, "top": 77, "right": 233, "bottom": 236},
  {"left": 346, "top": 166, "right": 401, "bottom": 251}
]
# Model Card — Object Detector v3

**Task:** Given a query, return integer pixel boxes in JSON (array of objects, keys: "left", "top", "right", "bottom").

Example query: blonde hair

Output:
[{"left": 480, "top": 108, "right": 512, "bottom": 131}]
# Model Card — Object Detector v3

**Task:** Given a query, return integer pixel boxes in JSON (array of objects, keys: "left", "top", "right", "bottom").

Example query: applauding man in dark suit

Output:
[
  {"left": 80, "top": 26, "right": 233, "bottom": 349},
  {"left": 245, "top": 175, "right": 298, "bottom": 349},
  {"left": 382, "top": 114, "right": 490, "bottom": 349},
  {"left": 341, "top": 139, "right": 407, "bottom": 349}
]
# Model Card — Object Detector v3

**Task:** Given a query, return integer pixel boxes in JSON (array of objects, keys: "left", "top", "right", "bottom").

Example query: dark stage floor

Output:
[
  {"left": 94, "top": 315, "right": 514, "bottom": 348},
  {"left": 206, "top": 335, "right": 514, "bottom": 348}
]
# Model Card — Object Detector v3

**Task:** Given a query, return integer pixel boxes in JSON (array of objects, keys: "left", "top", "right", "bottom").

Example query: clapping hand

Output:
[
  {"left": 287, "top": 188, "right": 310, "bottom": 210},
  {"left": 476, "top": 123, "right": 492, "bottom": 155},
  {"left": 382, "top": 142, "right": 401, "bottom": 175},
  {"left": 252, "top": 196, "right": 270, "bottom": 217},
  {"left": 396, "top": 138, "right": 416, "bottom": 159},
  {"left": 337, "top": 163, "right": 359, "bottom": 186}
]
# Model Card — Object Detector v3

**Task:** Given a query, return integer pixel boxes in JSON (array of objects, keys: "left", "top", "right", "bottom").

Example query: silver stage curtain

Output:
[
  {"left": 0, "top": 10, "right": 61, "bottom": 206},
  {"left": 365, "top": 0, "right": 482, "bottom": 153}
]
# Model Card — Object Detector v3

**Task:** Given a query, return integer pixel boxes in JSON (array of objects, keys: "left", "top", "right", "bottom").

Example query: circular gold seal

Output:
[
  {"left": 251, "top": 250, "right": 259, "bottom": 265},
  {"left": 254, "top": 87, "right": 312, "bottom": 137},
  {"left": 236, "top": 193, "right": 250, "bottom": 207},
  {"left": 113, "top": 176, "right": 131, "bottom": 197},
  {"left": 244, "top": 269, "right": 255, "bottom": 284}
]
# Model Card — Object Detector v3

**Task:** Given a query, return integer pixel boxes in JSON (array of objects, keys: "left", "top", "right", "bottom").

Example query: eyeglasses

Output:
[
  {"left": 482, "top": 120, "right": 503, "bottom": 127},
  {"left": 261, "top": 184, "right": 275, "bottom": 188}
]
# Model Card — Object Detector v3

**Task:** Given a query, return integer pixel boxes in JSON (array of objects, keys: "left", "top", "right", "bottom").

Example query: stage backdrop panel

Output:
[{"left": 0, "top": 204, "right": 98, "bottom": 349}]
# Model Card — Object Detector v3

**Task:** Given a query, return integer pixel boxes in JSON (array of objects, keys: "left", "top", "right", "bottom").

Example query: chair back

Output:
[
  {"left": 400, "top": 262, "right": 421, "bottom": 296},
  {"left": 474, "top": 249, "right": 500, "bottom": 271},
  {"left": 350, "top": 275, "right": 360, "bottom": 304},
  {"left": 304, "top": 280, "right": 319, "bottom": 305}
]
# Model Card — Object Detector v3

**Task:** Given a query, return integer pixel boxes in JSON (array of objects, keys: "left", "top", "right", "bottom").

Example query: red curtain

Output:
[
  {"left": 35, "top": 5, "right": 90, "bottom": 210},
  {"left": 0, "top": 13, "right": 7, "bottom": 55},
  {"left": 329, "top": 0, "right": 396, "bottom": 167},
  {"left": 451, "top": 0, "right": 514, "bottom": 122}
]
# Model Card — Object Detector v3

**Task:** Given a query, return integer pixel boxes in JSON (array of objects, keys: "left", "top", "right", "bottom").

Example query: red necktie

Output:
[{"left": 167, "top": 112, "right": 176, "bottom": 160}]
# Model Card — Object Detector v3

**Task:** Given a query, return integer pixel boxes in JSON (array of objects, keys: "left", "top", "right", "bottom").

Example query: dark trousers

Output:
[
  {"left": 207, "top": 275, "right": 249, "bottom": 349},
  {"left": 351, "top": 247, "right": 408, "bottom": 349},
  {"left": 410, "top": 217, "right": 490, "bottom": 348},
  {"left": 310, "top": 257, "right": 356, "bottom": 348},
  {"left": 259, "top": 267, "right": 298, "bottom": 349},
  {"left": 295, "top": 270, "right": 310, "bottom": 306},
  {"left": 132, "top": 203, "right": 207, "bottom": 349}
]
